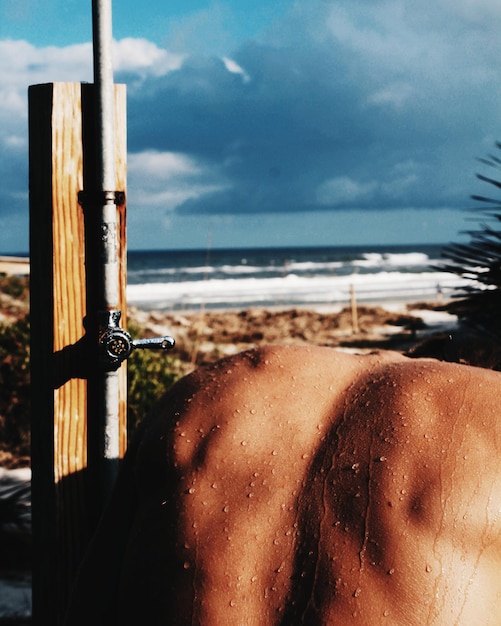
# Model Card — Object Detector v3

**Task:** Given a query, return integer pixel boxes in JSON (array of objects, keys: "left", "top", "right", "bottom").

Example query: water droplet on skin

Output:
[
  {"left": 211, "top": 482, "right": 218, "bottom": 489},
  {"left": 251, "top": 576, "right": 258, "bottom": 583},
  {"left": 187, "top": 487, "right": 195, "bottom": 494},
  {"left": 383, "top": 609, "right": 390, "bottom": 617},
  {"left": 183, "top": 562, "right": 190, "bottom": 570},
  {"left": 272, "top": 450, "right": 278, "bottom": 456},
  {"left": 241, "top": 440, "right": 247, "bottom": 446},
  {"left": 250, "top": 409, "right": 257, "bottom": 415},
  {"left": 387, "top": 568, "right": 395, "bottom": 575},
  {"left": 353, "top": 588, "right": 362, "bottom": 598},
  {"left": 425, "top": 564, "right": 432, "bottom": 573},
  {"left": 229, "top": 599, "right": 236, "bottom": 607}
]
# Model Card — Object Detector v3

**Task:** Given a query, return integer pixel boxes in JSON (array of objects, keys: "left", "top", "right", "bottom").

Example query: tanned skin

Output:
[{"left": 65, "top": 346, "right": 501, "bottom": 625}]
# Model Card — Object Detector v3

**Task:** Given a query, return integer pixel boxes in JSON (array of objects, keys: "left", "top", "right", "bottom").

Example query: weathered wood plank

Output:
[{"left": 29, "top": 82, "right": 127, "bottom": 625}]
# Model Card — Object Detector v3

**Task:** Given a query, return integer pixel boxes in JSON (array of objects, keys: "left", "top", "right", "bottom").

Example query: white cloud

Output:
[
  {"left": 325, "top": 3, "right": 425, "bottom": 68},
  {"left": 316, "top": 161, "right": 425, "bottom": 208},
  {"left": 0, "top": 36, "right": 185, "bottom": 148},
  {"left": 0, "top": 39, "right": 92, "bottom": 124},
  {"left": 2, "top": 0, "right": 501, "bottom": 250},
  {"left": 367, "top": 82, "right": 416, "bottom": 109},
  {"left": 0, "top": 37, "right": 182, "bottom": 122},
  {"left": 0, "top": 39, "right": 93, "bottom": 88},
  {"left": 222, "top": 57, "right": 250, "bottom": 83},
  {"left": 128, "top": 150, "right": 200, "bottom": 181},
  {"left": 113, "top": 38, "right": 184, "bottom": 77},
  {"left": 316, "top": 176, "right": 378, "bottom": 206},
  {"left": 127, "top": 149, "right": 228, "bottom": 213}
]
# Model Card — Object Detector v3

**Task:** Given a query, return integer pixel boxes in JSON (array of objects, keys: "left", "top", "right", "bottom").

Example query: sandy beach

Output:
[
  {"left": 129, "top": 299, "right": 458, "bottom": 368},
  {"left": 0, "top": 258, "right": 29, "bottom": 278}
]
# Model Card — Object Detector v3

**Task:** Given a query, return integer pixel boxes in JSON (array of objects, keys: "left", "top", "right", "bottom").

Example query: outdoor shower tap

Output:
[{"left": 98, "top": 309, "right": 175, "bottom": 369}]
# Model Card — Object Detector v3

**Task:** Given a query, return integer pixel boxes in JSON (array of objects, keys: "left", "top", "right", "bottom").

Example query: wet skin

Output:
[{"left": 66, "top": 346, "right": 501, "bottom": 625}]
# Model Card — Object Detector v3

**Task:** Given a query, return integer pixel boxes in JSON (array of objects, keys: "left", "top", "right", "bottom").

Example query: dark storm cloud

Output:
[
  {"left": 123, "top": 0, "right": 501, "bottom": 219},
  {"left": 3, "top": 0, "right": 501, "bottom": 253}
]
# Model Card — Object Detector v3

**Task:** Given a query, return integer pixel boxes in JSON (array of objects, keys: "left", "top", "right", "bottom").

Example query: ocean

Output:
[{"left": 126, "top": 243, "right": 469, "bottom": 312}]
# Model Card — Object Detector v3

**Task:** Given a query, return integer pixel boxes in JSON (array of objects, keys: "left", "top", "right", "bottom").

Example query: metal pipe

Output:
[
  {"left": 92, "top": 0, "right": 115, "bottom": 194},
  {"left": 91, "top": 0, "right": 120, "bottom": 495}
]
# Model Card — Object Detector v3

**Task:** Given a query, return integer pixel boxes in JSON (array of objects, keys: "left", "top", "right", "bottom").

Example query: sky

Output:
[{"left": 2, "top": 0, "right": 501, "bottom": 252}]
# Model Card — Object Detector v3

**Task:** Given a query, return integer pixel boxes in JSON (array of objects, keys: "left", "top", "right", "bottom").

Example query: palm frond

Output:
[{"left": 441, "top": 144, "right": 501, "bottom": 336}]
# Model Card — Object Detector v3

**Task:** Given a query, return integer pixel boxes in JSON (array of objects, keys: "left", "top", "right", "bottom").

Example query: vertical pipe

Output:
[{"left": 91, "top": 0, "right": 120, "bottom": 498}]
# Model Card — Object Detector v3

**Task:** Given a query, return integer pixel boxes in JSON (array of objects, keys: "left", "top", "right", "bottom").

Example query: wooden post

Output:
[
  {"left": 29, "top": 82, "right": 127, "bottom": 625},
  {"left": 350, "top": 283, "right": 359, "bottom": 334}
]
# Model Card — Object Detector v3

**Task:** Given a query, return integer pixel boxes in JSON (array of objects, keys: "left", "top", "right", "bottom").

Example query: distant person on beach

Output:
[{"left": 66, "top": 346, "right": 501, "bottom": 625}]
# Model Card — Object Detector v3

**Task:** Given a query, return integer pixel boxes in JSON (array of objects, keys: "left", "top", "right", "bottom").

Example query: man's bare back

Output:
[{"left": 66, "top": 346, "right": 501, "bottom": 625}]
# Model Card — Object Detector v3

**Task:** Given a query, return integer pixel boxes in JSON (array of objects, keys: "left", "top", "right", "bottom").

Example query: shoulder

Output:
[
  {"left": 139, "top": 346, "right": 406, "bottom": 471},
  {"left": 135, "top": 346, "right": 361, "bottom": 473},
  {"left": 138, "top": 346, "right": 501, "bottom": 479}
]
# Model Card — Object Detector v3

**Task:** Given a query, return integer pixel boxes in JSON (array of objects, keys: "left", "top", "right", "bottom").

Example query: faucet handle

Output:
[{"left": 132, "top": 336, "right": 175, "bottom": 351}]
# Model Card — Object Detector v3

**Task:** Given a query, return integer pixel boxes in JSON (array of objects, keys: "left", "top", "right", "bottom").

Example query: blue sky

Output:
[{"left": 1, "top": 0, "right": 501, "bottom": 252}]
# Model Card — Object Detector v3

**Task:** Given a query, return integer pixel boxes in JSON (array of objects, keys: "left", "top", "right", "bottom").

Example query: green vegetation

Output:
[
  {"left": 441, "top": 142, "right": 501, "bottom": 337},
  {"left": 0, "top": 314, "right": 31, "bottom": 458},
  {"left": 126, "top": 321, "right": 187, "bottom": 435},
  {"left": 0, "top": 279, "right": 187, "bottom": 462},
  {"left": 0, "top": 274, "right": 29, "bottom": 301}
]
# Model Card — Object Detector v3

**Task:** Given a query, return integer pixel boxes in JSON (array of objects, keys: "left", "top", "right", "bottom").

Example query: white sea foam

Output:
[
  {"left": 127, "top": 269, "right": 470, "bottom": 310},
  {"left": 353, "top": 252, "right": 431, "bottom": 268},
  {"left": 125, "top": 245, "right": 476, "bottom": 310}
]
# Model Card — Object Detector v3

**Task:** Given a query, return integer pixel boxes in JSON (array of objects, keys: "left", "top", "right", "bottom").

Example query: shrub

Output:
[
  {"left": 126, "top": 321, "right": 187, "bottom": 437},
  {"left": 0, "top": 308, "right": 188, "bottom": 461},
  {"left": 0, "top": 315, "right": 31, "bottom": 458},
  {"left": 0, "top": 274, "right": 29, "bottom": 301}
]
